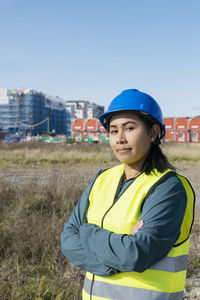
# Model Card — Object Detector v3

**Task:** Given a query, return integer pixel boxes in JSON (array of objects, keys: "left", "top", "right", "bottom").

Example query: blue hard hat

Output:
[{"left": 99, "top": 89, "right": 165, "bottom": 138}]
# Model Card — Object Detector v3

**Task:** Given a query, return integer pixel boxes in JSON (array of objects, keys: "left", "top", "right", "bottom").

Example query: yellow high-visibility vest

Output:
[{"left": 82, "top": 164, "right": 195, "bottom": 300}]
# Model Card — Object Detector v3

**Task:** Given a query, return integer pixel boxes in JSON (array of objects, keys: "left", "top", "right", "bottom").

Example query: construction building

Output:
[
  {"left": 0, "top": 88, "right": 67, "bottom": 136},
  {"left": 66, "top": 103, "right": 75, "bottom": 137}
]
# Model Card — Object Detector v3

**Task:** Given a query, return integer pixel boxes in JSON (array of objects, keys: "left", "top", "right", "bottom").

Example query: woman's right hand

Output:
[{"left": 132, "top": 220, "right": 144, "bottom": 235}]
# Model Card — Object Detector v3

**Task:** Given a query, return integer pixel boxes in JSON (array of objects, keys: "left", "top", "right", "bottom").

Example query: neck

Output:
[
  {"left": 124, "top": 164, "right": 142, "bottom": 180},
  {"left": 123, "top": 151, "right": 151, "bottom": 180}
]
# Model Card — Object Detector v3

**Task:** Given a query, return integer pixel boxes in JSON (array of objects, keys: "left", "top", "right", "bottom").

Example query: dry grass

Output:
[
  {"left": 162, "top": 142, "right": 200, "bottom": 163},
  {"left": 0, "top": 141, "right": 115, "bottom": 164},
  {"left": 0, "top": 170, "right": 85, "bottom": 300},
  {"left": 0, "top": 140, "right": 199, "bottom": 165},
  {"left": 0, "top": 141, "right": 199, "bottom": 299},
  {"left": 187, "top": 221, "right": 200, "bottom": 278}
]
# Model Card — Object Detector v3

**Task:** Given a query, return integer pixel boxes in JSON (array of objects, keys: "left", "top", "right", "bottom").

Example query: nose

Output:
[{"left": 116, "top": 131, "right": 127, "bottom": 144}]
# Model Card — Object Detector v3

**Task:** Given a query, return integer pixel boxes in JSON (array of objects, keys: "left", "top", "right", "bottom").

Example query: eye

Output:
[
  {"left": 109, "top": 129, "right": 118, "bottom": 135},
  {"left": 126, "top": 126, "right": 134, "bottom": 131}
]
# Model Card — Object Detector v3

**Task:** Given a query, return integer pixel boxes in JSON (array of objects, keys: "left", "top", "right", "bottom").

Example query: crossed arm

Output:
[{"left": 61, "top": 174, "right": 187, "bottom": 275}]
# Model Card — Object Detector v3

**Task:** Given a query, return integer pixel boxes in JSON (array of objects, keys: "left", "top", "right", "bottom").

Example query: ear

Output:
[{"left": 150, "top": 124, "right": 160, "bottom": 142}]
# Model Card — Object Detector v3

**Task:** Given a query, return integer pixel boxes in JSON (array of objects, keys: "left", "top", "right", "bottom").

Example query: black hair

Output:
[{"left": 134, "top": 112, "right": 176, "bottom": 174}]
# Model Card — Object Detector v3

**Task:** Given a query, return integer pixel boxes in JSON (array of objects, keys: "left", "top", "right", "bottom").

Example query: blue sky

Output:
[{"left": 0, "top": 0, "right": 200, "bottom": 117}]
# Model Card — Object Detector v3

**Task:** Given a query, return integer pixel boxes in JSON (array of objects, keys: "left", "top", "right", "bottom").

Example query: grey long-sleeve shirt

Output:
[{"left": 61, "top": 169, "right": 187, "bottom": 276}]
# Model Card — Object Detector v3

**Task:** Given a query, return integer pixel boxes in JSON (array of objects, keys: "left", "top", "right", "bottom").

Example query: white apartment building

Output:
[{"left": 66, "top": 100, "right": 104, "bottom": 119}]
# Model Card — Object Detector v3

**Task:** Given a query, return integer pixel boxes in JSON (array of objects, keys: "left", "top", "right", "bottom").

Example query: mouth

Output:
[{"left": 117, "top": 148, "right": 132, "bottom": 153}]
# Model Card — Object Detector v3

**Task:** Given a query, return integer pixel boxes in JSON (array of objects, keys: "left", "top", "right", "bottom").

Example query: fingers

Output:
[{"left": 131, "top": 220, "right": 144, "bottom": 235}]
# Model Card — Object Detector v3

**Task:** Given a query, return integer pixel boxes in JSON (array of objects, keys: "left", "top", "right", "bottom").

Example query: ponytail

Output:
[
  {"left": 133, "top": 112, "right": 176, "bottom": 174},
  {"left": 141, "top": 141, "right": 176, "bottom": 175}
]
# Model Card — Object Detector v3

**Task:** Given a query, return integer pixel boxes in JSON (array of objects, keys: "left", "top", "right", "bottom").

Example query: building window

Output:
[
  {"left": 178, "top": 132, "right": 185, "bottom": 142},
  {"left": 192, "top": 132, "right": 198, "bottom": 142}
]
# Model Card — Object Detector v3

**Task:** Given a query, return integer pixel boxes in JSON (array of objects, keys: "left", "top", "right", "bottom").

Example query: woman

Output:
[{"left": 61, "top": 89, "right": 195, "bottom": 300}]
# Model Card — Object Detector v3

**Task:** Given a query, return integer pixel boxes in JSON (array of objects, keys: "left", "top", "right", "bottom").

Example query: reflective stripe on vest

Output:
[
  {"left": 83, "top": 276, "right": 184, "bottom": 300},
  {"left": 84, "top": 165, "right": 195, "bottom": 300},
  {"left": 149, "top": 254, "right": 188, "bottom": 272}
]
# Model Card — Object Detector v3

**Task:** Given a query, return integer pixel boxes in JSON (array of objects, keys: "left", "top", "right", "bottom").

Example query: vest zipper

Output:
[{"left": 90, "top": 274, "right": 95, "bottom": 300}]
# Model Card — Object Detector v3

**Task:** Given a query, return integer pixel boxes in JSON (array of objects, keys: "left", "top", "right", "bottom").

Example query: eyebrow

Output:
[{"left": 109, "top": 121, "right": 138, "bottom": 128}]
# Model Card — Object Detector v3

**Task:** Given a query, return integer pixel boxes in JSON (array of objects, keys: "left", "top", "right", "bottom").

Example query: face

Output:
[{"left": 109, "top": 112, "right": 158, "bottom": 170}]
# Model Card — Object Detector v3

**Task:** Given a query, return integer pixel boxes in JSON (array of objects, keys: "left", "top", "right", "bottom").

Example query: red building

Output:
[
  {"left": 164, "top": 117, "right": 200, "bottom": 143},
  {"left": 189, "top": 117, "right": 200, "bottom": 143},
  {"left": 72, "top": 117, "right": 200, "bottom": 143}
]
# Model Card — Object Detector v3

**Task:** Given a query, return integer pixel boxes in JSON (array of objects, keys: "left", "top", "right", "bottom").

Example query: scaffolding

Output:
[{"left": 0, "top": 88, "right": 67, "bottom": 136}]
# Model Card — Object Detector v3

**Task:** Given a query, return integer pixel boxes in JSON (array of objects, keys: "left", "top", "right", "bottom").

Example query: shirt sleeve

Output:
[
  {"left": 79, "top": 174, "right": 187, "bottom": 273},
  {"left": 60, "top": 169, "right": 119, "bottom": 277}
]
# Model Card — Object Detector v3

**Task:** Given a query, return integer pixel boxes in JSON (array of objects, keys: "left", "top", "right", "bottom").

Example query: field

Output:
[{"left": 0, "top": 141, "right": 199, "bottom": 299}]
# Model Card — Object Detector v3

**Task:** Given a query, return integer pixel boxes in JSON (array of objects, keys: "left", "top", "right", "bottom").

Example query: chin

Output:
[{"left": 118, "top": 158, "right": 136, "bottom": 165}]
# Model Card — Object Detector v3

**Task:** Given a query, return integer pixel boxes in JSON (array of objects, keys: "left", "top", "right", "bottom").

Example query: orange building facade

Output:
[
  {"left": 164, "top": 117, "right": 200, "bottom": 143},
  {"left": 72, "top": 117, "right": 200, "bottom": 143}
]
